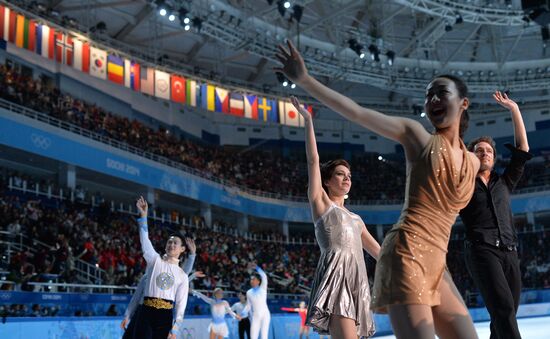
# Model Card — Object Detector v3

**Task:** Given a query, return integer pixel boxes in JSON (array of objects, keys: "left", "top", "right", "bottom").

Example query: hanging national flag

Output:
[
  {"left": 90, "top": 46, "right": 107, "bottom": 79},
  {"left": 278, "top": 100, "right": 303, "bottom": 127},
  {"left": 73, "top": 39, "right": 90, "bottom": 73},
  {"left": 154, "top": 70, "right": 170, "bottom": 100},
  {"left": 186, "top": 79, "right": 197, "bottom": 107},
  {"left": 0, "top": 6, "right": 16, "bottom": 43},
  {"left": 15, "top": 15, "right": 36, "bottom": 51},
  {"left": 124, "top": 59, "right": 140, "bottom": 91},
  {"left": 140, "top": 67, "right": 154, "bottom": 95},
  {"left": 55, "top": 32, "right": 73, "bottom": 65},
  {"left": 257, "top": 97, "right": 278, "bottom": 122},
  {"left": 244, "top": 95, "right": 258, "bottom": 120},
  {"left": 214, "top": 87, "right": 229, "bottom": 114},
  {"left": 107, "top": 55, "right": 124, "bottom": 84},
  {"left": 229, "top": 93, "right": 244, "bottom": 117},
  {"left": 171, "top": 75, "right": 186, "bottom": 104},
  {"left": 200, "top": 84, "right": 216, "bottom": 111},
  {"left": 36, "top": 23, "right": 55, "bottom": 59}
]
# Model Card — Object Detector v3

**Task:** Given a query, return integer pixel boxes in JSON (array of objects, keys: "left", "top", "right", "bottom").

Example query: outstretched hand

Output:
[
  {"left": 194, "top": 271, "right": 206, "bottom": 278},
  {"left": 290, "top": 96, "right": 312, "bottom": 121},
  {"left": 493, "top": 90, "right": 518, "bottom": 112},
  {"left": 274, "top": 40, "right": 309, "bottom": 84},
  {"left": 136, "top": 196, "right": 148, "bottom": 218},
  {"left": 185, "top": 237, "right": 196, "bottom": 254}
]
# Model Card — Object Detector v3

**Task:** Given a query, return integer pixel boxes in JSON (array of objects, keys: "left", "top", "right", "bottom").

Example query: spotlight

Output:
[
  {"left": 276, "top": 72, "right": 289, "bottom": 87},
  {"left": 192, "top": 17, "right": 203, "bottom": 32},
  {"left": 420, "top": 112, "right": 426, "bottom": 118},
  {"left": 368, "top": 44, "right": 380, "bottom": 62},
  {"left": 386, "top": 50, "right": 395, "bottom": 66},
  {"left": 184, "top": 24, "right": 190, "bottom": 31},
  {"left": 378, "top": 155, "right": 383, "bottom": 161},
  {"left": 290, "top": 83, "right": 296, "bottom": 89},
  {"left": 159, "top": 8, "right": 167, "bottom": 16},
  {"left": 284, "top": 1, "right": 291, "bottom": 9},
  {"left": 348, "top": 39, "right": 364, "bottom": 58},
  {"left": 179, "top": 8, "right": 190, "bottom": 25},
  {"left": 291, "top": 5, "right": 303, "bottom": 23},
  {"left": 184, "top": 17, "right": 190, "bottom": 24},
  {"left": 168, "top": 14, "right": 175, "bottom": 21},
  {"left": 277, "top": 1, "right": 286, "bottom": 16}
]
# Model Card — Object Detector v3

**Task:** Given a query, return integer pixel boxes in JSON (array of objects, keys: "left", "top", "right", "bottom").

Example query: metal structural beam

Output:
[{"left": 392, "top": 0, "right": 526, "bottom": 26}]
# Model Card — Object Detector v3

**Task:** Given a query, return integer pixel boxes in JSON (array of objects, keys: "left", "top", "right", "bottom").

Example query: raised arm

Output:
[
  {"left": 493, "top": 91, "right": 529, "bottom": 152},
  {"left": 256, "top": 266, "right": 268, "bottom": 291},
  {"left": 180, "top": 238, "right": 196, "bottom": 274},
  {"left": 275, "top": 40, "right": 430, "bottom": 151},
  {"left": 136, "top": 196, "right": 159, "bottom": 264},
  {"left": 170, "top": 275, "right": 189, "bottom": 339},
  {"left": 360, "top": 221, "right": 380, "bottom": 260},
  {"left": 291, "top": 96, "right": 331, "bottom": 218},
  {"left": 191, "top": 289, "right": 214, "bottom": 305}
]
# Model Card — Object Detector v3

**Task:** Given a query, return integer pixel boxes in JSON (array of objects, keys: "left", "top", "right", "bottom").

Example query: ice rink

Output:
[{"left": 376, "top": 316, "right": 550, "bottom": 338}]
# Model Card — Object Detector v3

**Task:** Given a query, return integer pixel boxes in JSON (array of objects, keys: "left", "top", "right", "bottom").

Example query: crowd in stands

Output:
[{"left": 0, "top": 172, "right": 319, "bottom": 301}]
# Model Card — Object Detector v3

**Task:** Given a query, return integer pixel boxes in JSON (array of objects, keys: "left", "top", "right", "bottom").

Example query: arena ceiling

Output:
[{"left": 9, "top": 0, "right": 550, "bottom": 113}]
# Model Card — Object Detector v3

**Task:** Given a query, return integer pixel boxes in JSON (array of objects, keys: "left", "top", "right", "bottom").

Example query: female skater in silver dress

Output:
[{"left": 290, "top": 96, "right": 380, "bottom": 338}]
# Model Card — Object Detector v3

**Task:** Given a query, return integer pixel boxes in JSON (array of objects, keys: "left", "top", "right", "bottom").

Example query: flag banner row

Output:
[{"left": 0, "top": 5, "right": 314, "bottom": 127}]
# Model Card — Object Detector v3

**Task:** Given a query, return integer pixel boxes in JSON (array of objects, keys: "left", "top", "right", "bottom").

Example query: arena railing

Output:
[
  {"left": 0, "top": 228, "right": 106, "bottom": 285},
  {"left": 25, "top": 282, "right": 307, "bottom": 301}
]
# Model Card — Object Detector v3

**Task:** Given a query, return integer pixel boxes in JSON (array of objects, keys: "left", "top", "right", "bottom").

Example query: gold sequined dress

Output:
[{"left": 371, "top": 133, "right": 476, "bottom": 312}]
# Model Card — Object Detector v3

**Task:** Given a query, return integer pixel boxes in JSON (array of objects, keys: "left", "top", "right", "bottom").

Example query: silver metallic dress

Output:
[{"left": 306, "top": 203, "right": 375, "bottom": 338}]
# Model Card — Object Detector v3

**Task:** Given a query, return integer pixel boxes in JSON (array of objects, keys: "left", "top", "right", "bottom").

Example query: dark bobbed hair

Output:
[{"left": 320, "top": 159, "right": 351, "bottom": 194}]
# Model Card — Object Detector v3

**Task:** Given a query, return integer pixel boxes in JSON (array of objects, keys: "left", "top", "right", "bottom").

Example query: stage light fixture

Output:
[
  {"left": 368, "top": 44, "right": 380, "bottom": 62},
  {"left": 292, "top": 5, "right": 303, "bottom": 23},
  {"left": 192, "top": 17, "right": 203, "bottom": 32},
  {"left": 386, "top": 50, "right": 395, "bottom": 66},
  {"left": 179, "top": 8, "right": 190, "bottom": 25},
  {"left": 277, "top": 1, "right": 286, "bottom": 16},
  {"left": 348, "top": 39, "right": 365, "bottom": 58}
]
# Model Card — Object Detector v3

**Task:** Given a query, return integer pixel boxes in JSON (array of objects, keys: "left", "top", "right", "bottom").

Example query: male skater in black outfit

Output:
[{"left": 460, "top": 91, "right": 532, "bottom": 339}]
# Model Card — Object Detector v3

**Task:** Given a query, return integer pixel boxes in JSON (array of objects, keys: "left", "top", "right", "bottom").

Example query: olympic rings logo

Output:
[{"left": 31, "top": 133, "right": 52, "bottom": 150}]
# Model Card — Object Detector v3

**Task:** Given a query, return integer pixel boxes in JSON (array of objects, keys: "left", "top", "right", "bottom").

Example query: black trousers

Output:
[
  {"left": 132, "top": 304, "right": 173, "bottom": 339},
  {"left": 122, "top": 305, "right": 142, "bottom": 339},
  {"left": 464, "top": 241, "right": 522, "bottom": 339},
  {"left": 239, "top": 317, "right": 251, "bottom": 339}
]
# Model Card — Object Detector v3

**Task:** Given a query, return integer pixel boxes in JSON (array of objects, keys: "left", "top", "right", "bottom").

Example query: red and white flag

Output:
[{"left": 73, "top": 39, "right": 90, "bottom": 73}]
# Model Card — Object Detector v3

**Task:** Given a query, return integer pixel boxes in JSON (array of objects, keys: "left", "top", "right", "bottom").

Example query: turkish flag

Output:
[{"left": 171, "top": 75, "right": 186, "bottom": 104}]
